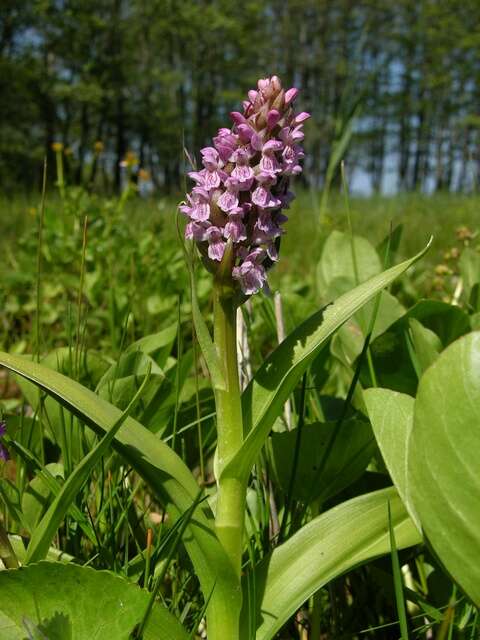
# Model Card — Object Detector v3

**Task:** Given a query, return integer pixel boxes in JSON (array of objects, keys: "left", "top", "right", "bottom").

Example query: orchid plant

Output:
[
  {"left": 0, "top": 77, "right": 437, "bottom": 639},
  {"left": 180, "top": 76, "right": 310, "bottom": 590}
]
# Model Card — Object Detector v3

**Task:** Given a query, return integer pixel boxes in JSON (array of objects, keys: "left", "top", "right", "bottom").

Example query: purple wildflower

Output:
[
  {"left": 0, "top": 421, "right": 8, "bottom": 462},
  {"left": 180, "top": 75, "right": 309, "bottom": 296}
]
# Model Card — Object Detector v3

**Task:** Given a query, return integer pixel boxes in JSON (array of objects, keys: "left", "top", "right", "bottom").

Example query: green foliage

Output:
[
  {"left": 0, "top": 561, "right": 188, "bottom": 639},
  {"left": 0, "top": 181, "right": 479, "bottom": 638},
  {"left": 410, "top": 332, "right": 480, "bottom": 606},
  {"left": 364, "top": 389, "right": 418, "bottom": 527},
  {"left": 244, "top": 488, "right": 421, "bottom": 640},
  {"left": 268, "top": 418, "right": 374, "bottom": 504}
]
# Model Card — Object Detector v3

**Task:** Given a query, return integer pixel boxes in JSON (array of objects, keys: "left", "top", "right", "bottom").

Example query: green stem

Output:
[
  {"left": 0, "top": 522, "right": 19, "bottom": 569},
  {"left": 55, "top": 149, "right": 66, "bottom": 203},
  {"left": 211, "top": 282, "right": 245, "bottom": 638}
]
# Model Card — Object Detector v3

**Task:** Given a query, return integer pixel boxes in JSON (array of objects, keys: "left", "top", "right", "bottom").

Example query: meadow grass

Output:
[{"left": 2, "top": 189, "right": 477, "bottom": 261}]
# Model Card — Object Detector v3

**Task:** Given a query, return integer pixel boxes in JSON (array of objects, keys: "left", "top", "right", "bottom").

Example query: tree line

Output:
[{"left": 2, "top": 0, "right": 480, "bottom": 194}]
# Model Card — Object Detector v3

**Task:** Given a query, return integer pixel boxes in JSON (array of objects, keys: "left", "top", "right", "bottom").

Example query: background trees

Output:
[{"left": 2, "top": 0, "right": 480, "bottom": 194}]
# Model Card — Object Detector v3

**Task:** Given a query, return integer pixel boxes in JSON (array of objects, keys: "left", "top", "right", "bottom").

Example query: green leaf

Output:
[
  {"left": 364, "top": 388, "right": 419, "bottom": 527},
  {"left": 0, "top": 352, "right": 238, "bottom": 626},
  {"left": 227, "top": 241, "right": 431, "bottom": 482},
  {"left": 96, "top": 351, "right": 166, "bottom": 419},
  {"left": 388, "top": 502, "right": 410, "bottom": 640},
  {"left": 9, "top": 440, "right": 97, "bottom": 545},
  {"left": 408, "top": 317, "right": 441, "bottom": 373},
  {"left": 332, "top": 291, "right": 405, "bottom": 367},
  {"left": 125, "top": 324, "right": 178, "bottom": 368},
  {"left": 21, "top": 463, "right": 64, "bottom": 533},
  {"left": 0, "top": 561, "right": 188, "bottom": 640},
  {"left": 178, "top": 227, "right": 226, "bottom": 393},
  {"left": 243, "top": 487, "right": 422, "bottom": 640},
  {"left": 409, "top": 331, "right": 480, "bottom": 605},
  {"left": 25, "top": 364, "right": 152, "bottom": 563},
  {"left": 267, "top": 419, "right": 374, "bottom": 504},
  {"left": 7, "top": 534, "right": 74, "bottom": 565},
  {"left": 404, "top": 300, "right": 470, "bottom": 347},
  {"left": 365, "top": 300, "right": 469, "bottom": 394},
  {"left": 190, "top": 271, "right": 226, "bottom": 392},
  {"left": 459, "top": 248, "right": 480, "bottom": 308},
  {"left": 317, "top": 230, "right": 381, "bottom": 299}
]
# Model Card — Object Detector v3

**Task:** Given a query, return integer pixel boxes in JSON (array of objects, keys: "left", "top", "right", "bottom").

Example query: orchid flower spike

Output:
[{"left": 180, "top": 76, "right": 309, "bottom": 296}]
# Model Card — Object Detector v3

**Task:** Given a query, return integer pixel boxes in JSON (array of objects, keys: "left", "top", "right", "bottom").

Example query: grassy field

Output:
[
  {"left": 2, "top": 190, "right": 478, "bottom": 282},
  {"left": 0, "top": 186, "right": 479, "bottom": 638}
]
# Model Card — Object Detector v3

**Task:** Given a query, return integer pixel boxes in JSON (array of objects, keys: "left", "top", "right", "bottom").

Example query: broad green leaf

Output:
[
  {"left": 0, "top": 353, "right": 239, "bottom": 627},
  {"left": 364, "top": 300, "right": 469, "bottom": 394},
  {"left": 409, "top": 332, "right": 480, "bottom": 605},
  {"left": 459, "top": 248, "right": 480, "bottom": 308},
  {"left": 408, "top": 317, "right": 441, "bottom": 373},
  {"left": 226, "top": 241, "right": 431, "bottom": 482},
  {"left": 333, "top": 291, "right": 405, "bottom": 367},
  {"left": 125, "top": 324, "right": 178, "bottom": 368},
  {"left": 242, "top": 487, "right": 422, "bottom": 640},
  {"left": 405, "top": 300, "right": 470, "bottom": 347},
  {"left": 0, "top": 561, "right": 188, "bottom": 640},
  {"left": 267, "top": 419, "right": 374, "bottom": 504},
  {"left": 364, "top": 388, "right": 419, "bottom": 527},
  {"left": 317, "top": 230, "right": 381, "bottom": 299}
]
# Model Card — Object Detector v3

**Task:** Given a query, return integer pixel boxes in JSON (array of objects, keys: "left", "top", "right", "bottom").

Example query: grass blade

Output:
[
  {"left": 388, "top": 500, "right": 410, "bottom": 640},
  {"left": 25, "top": 364, "right": 153, "bottom": 563}
]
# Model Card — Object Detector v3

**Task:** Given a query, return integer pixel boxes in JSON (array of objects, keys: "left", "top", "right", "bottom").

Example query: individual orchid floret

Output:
[
  {"left": 231, "top": 149, "right": 254, "bottom": 190},
  {"left": 205, "top": 226, "right": 226, "bottom": 261},
  {"left": 188, "top": 188, "right": 211, "bottom": 221},
  {"left": 180, "top": 75, "right": 309, "bottom": 296},
  {"left": 232, "top": 258, "right": 267, "bottom": 296},
  {"left": 259, "top": 139, "right": 283, "bottom": 176},
  {"left": 213, "top": 128, "right": 237, "bottom": 162},
  {"left": 224, "top": 211, "right": 247, "bottom": 243},
  {"left": 185, "top": 221, "right": 208, "bottom": 241},
  {"left": 217, "top": 177, "right": 240, "bottom": 212}
]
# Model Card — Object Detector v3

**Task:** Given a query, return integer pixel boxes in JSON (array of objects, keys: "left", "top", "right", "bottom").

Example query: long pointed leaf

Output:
[
  {"left": 0, "top": 353, "right": 238, "bottom": 626},
  {"left": 225, "top": 241, "right": 431, "bottom": 482},
  {"left": 364, "top": 387, "right": 419, "bottom": 528},
  {"left": 243, "top": 487, "right": 422, "bottom": 640},
  {"left": 25, "top": 364, "right": 152, "bottom": 563}
]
